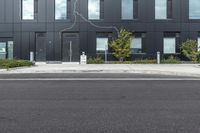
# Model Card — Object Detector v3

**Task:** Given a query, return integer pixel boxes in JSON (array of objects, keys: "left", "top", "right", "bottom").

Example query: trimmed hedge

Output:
[
  {"left": 161, "top": 56, "right": 181, "bottom": 64},
  {"left": 0, "top": 59, "right": 34, "bottom": 69},
  {"left": 87, "top": 57, "right": 104, "bottom": 64},
  {"left": 111, "top": 59, "right": 157, "bottom": 64}
]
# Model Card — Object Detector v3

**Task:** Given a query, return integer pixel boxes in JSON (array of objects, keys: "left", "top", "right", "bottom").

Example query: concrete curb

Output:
[
  {"left": 0, "top": 64, "right": 200, "bottom": 77},
  {"left": 0, "top": 69, "right": 200, "bottom": 77}
]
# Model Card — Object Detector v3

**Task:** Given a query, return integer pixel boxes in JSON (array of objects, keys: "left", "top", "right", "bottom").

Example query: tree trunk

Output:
[{"left": 119, "top": 57, "right": 124, "bottom": 62}]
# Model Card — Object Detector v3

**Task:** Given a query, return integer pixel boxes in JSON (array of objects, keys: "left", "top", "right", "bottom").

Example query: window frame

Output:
[
  {"left": 155, "top": 0, "right": 173, "bottom": 20},
  {"left": 197, "top": 37, "right": 200, "bottom": 51},
  {"left": 96, "top": 37, "right": 109, "bottom": 54},
  {"left": 121, "top": 0, "right": 134, "bottom": 20},
  {"left": 189, "top": 0, "right": 200, "bottom": 20},
  {"left": 88, "top": 0, "right": 100, "bottom": 20},
  {"left": 55, "top": 0, "right": 68, "bottom": 20},
  {"left": 131, "top": 37, "right": 143, "bottom": 54},
  {"left": 21, "top": 0, "right": 36, "bottom": 20},
  {"left": 163, "top": 37, "right": 176, "bottom": 54}
]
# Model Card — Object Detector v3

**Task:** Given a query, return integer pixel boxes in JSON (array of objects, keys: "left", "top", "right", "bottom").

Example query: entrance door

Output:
[
  {"left": 36, "top": 33, "right": 47, "bottom": 61},
  {"left": 62, "top": 33, "right": 80, "bottom": 62}
]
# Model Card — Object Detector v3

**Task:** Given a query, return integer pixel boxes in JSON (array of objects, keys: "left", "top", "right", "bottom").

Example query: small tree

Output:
[
  {"left": 181, "top": 39, "right": 200, "bottom": 63},
  {"left": 110, "top": 29, "right": 132, "bottom": 61}
]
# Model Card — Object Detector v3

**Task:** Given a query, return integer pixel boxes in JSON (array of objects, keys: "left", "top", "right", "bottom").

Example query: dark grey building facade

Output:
[{"left": 0, "top": 0, "right": 200, "bottom": 62}]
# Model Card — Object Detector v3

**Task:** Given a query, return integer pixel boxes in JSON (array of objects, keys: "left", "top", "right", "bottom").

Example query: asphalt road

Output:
[
  {"left": 0, "top": 73, "right": 198, "bottom": 79},
  {"left": 0, "top": 74, "right": 200, "bottom": 133}
]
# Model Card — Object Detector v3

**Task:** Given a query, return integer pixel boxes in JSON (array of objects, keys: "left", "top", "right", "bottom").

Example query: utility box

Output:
[{"left": 80, "top": 52, "right": 87, "bottom": 64}]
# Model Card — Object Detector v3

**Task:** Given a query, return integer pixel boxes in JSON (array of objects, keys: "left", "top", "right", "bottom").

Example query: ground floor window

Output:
[
  {"left": 96, "top": 37, "right": 108, "bottom": 54},
  {"left": 131, "top": 37, "right": 142, "bottom": 53},
  {"left": 163, "top": 37, "right": 176, "bottom": 54},
  {"left": 0, "top": 42, "right": 6, "bottom": 59},
  {"left": 163, "top": 32, "right": 180, "bottom": 54},
  {"left": 198, "top": 37, "right": 200, "bottom": 51},
  {"left": 131, "top": 33, "right": 146, "bottom": 54},
  {"left": 0, "top": 41, "right": 13, "bottom": 59}
]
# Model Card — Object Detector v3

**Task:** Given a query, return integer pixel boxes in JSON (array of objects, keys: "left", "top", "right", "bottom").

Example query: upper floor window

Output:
[
  {"left": 189, "top": 0, "right": 200, "bottom": 19},
  {"left": 55, "top": 0, "right": 67, "bottom": 20},
  {"left": 155, "top": 0, "right": 172, "bottom": 19},
  {"left": 122, "top": 0, "right": 133, "bottom": 20},
  {"left": 22, "top": 0, "right": 34, "bottom": 20},
  {"left": 121, "top": 0, "right": 138, "bottom": 20},
  {"left": 88, "top": 0, "right": 100, "bottom": 20}
]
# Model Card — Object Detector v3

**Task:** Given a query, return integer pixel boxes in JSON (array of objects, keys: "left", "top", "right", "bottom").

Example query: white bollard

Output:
[
  {"left": 30, "top": 51, "right": 34, "bottom": 62},
  {"left": 80, "top": 52, "right": 87, "bottom": 64},
  {"left": 157, "top": 51, "right": 160, "bottom": 64}
]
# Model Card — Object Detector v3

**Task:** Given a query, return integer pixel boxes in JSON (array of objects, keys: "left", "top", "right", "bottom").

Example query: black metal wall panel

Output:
[
  {"left": 46, "top": 32, "right": 54, "bottom": 61},
  {"left": 54, "top": 32, "right": 62, "bottom": 61},
  {"left": 38, "top": 0, "right": 46, "bottom": 22},
  {"left": 0, "top": 0, "right": 199, "bottom": 60},
  {"left": 13, "top": 0, "right": 21, "bottom": 23},
  {"left": 5, "top": 0, "right": 13, "bottom": 23},
  {"left": 46, "top": 0, "right": 54, "bottom": 22},
  {"left": 21, "top": 32, "right": 30, "bottom": 60},
  {"left": 13, "top": 32, "right": 21, "bottom": 59},
  {"left": 0, "top": 0, "right": 5, "bottom": 23}
]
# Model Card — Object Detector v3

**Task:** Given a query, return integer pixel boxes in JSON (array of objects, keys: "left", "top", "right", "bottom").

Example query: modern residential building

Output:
[{"left": 0, "top": 0, "right": 200, "bottom": 62}]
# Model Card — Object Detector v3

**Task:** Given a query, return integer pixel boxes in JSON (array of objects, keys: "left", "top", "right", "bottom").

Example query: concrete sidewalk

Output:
[{"left": 0, "top": 64, "right": 200, "bottom": 77}]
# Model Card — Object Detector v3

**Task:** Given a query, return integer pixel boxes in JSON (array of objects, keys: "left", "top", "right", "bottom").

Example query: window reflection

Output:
[
  {"left": 88, "top": 0, "right": 100, "bottom": 20},
  {"left": 189, "top": 0, "right": 200, "bottom": 19},
  {"left": 0, "top": 42, "right": 6, "bottom": 59},
  {"left": 122, "top": 0, "right": 133, "bottom": 20},
  {"left": 131, "top": 38, "right": 142, "bottom": 53},
  {"left": 96, "top": 38, "right": 108, "bottom": 53},
  {"left": 8, "top": 41, "right": 14, "bottom": 59},
  {"left": 22, "top": 0, "right": 34, "bottom": 20},
  {"left": 55, "top": 0, "right": 67, "bottom": 20},
  {"left": 198, "top": 38, "right": 200, "bottom": 51},
  {"left": 155, "top": 0, "right": 167, "bottom": 19},
  {"left": 164, "top": 38, "right": 176, "bottom": 54}
]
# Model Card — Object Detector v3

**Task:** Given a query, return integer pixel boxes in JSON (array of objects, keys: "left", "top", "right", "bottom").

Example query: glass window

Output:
[
  {"left": 55, "top": 0, "right": 67, "bottom": 20},
  {"left": 8, "top": 41, "right": 14, "bottom": 59},
  {"left": 22, "top": 0, "right": 34, "bottom": 20},
  {"left": 88, "top": 0, "right": 100, "bottom": 20},
  {"left": 198, "top": 38, "right": 200, "bottom": 51},
  {"left": 96, "top": 38, "right": 108, "bottom": 53},
  {"left": 164, "top": 38, "right": 176, "bottom": 54},
  {"left": 155, "top": 0, "right": 167, "bottom": 19},
  {"left": 122, "top": 0, "right": 133, "bottom": 20},
  {"left": 131, "top": 38, "right": 142, "bottom": 53},
  {"left": 0, "top": 42, "right": 6, "bottom": 59},
  {"left": 189, "top": 0, "right": 200, "bottom": 19}
]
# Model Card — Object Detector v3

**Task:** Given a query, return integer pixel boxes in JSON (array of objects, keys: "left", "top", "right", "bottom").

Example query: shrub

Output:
[
  {"left": 87, "top": 57, "right": 104, "bottom": 64},
  {"left": 181, "top": 39, "right": 200, "bottom": 63},
  {"left": 161, "top": 56, "right": 181, "bottom": 64},
  {"left": 0, "top": 59, "right": 33, "bottom": 69}
]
